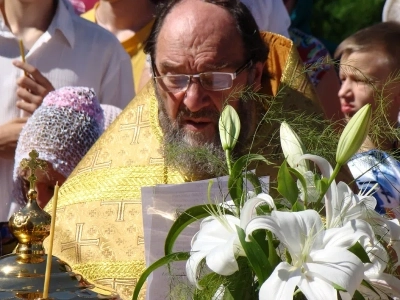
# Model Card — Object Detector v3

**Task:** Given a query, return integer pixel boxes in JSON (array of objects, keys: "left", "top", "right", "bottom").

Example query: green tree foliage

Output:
[{"left": 310, "top": 0, "right": 385, "bottom": 53}]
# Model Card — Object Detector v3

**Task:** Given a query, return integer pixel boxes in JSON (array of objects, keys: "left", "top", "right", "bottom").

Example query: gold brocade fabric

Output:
[
  {"left": 261, "top": 31, "right": 320, "bottom": 114},
  {"left": 45, "top": 32, "right": 322, "bottom": 300},
  {"left": 44, "top": 83, "right": 184, "bottom": 300}
]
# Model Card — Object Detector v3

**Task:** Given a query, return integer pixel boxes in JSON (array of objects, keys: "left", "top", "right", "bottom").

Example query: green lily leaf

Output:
[
  {"left": 131, "top": 252, "right": 190, "bottom": 300},
  {"left": 222, "top": 288, "right": 235, "bottom": 300},
  {"left": 315, "top": 177, "right": 329, "bottom": 199},
  {"left": 243, "top": 172, "right": 263, "bottom": 195},
  {"left": 266, "top": 231, "right": 281, "bottom": 269},
  {"left": 288, "top": 167, "right": 308, "bottom": 205},
  {"left": 277, "top": 160, "right": 299, "bottom": 206},
  {"left": 332, "top": 282, "right": 346, "bottom": 291},
  {"left": 361, "top": 279, "right": 380, "bottom": 297},
  {"left": 285, "top": 248, "right": 292, "bottom": 265},
  {"left": 237, "top": 226, "right": 272, "bottom": 284},
  {"left": 193, "top": 272, "right": 226, "bottom": 300},
  {"left": 291, "top": 200, "right": 305, "bottom": 212},
  {"left": 348, "top": 242, "right": 371, "bottom": 263},
  {"left": 352, "top": 290, "right": 366, "bottom": 300},
  {"left": 228, "top": 154, "right": 270, "bottom": 208},
  {"left": 251, "top": 229, "right": 268, "bottom": 255},
  {"left": 165, "top": 204, "right": 233, "bottom": 255},
  {"left": 225, "top": 257, "right": 258, "bottom": 299},
  {"left": 229, "top": 172, "right": 244, "bottom": 209}
]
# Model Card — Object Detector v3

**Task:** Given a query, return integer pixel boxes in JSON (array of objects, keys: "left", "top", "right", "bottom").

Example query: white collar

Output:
[{"left": 0, "top": 0, "right": 75, "bottom": 48}]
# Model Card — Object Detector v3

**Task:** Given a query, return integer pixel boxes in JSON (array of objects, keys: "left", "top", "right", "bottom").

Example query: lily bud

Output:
[
  {"left": 280, "top": 121, "right": 309, "bottom": 174},
  {"left": 219, "top": 105, "right": 241, "bottom": 151},
  {"left": 336, "top": 104, "right": 372, "bottom": 165}
]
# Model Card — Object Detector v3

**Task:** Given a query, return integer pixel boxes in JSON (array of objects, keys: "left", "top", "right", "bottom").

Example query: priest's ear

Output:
[{"left": 250, "top": 61, "right": 264, "bottom": 91}]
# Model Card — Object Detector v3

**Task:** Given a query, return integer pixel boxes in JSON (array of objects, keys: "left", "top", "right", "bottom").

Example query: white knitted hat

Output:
[
  {"left": 14, "top": 86, "right": 104, "bottom": 181},
  {"left": 101, "top": 104, "right": 122, "bottom": 129}
]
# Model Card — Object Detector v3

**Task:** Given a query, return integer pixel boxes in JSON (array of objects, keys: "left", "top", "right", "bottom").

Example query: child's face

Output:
[{"left": 338, "top": 51, "right": 393, "bottom": 119}]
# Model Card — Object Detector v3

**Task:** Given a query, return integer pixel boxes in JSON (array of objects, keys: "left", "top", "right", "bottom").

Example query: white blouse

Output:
[{"left": 0, "top": 0, "right": 135, "bottom": 221}]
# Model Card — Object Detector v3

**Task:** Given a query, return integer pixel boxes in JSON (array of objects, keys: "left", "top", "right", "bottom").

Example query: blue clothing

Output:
[{"left": 348, "top": 150, "right": 400, "bottom": 216}]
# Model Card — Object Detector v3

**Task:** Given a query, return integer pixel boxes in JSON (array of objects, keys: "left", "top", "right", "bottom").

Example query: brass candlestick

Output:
[
  {"left": 0, "top": 150, "right": 120, "bottom": 299},
  {"left": 10, "top": 150, "right": 49, "bottom": 262}
]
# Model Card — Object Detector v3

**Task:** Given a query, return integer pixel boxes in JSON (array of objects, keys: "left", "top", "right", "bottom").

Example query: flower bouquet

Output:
[{"left": 133, "top": 103, "right": 400, "bottom": 300}]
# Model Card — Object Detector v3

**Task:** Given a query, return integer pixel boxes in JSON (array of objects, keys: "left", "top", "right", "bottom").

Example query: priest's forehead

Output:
[{"left": 154, "top": 0, "right": 246, "bottom": 71}]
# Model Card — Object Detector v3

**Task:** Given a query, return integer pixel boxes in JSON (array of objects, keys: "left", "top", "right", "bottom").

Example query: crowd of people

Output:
[{"left": 1, "top": 0, "right": 400, "bottom": 298}]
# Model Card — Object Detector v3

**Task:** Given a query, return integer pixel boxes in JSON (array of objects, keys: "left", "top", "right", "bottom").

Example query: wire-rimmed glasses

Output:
[{"left": 153, "top": 59, "right": 253, "bottom": 93}]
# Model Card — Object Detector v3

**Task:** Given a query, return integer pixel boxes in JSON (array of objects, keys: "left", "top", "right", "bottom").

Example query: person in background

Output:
[
  {"left": 335, "top": 22, "right": 400, "bottom": 217},
  {"left": 382, "top": 0, "right": 400, "bottom": 125},
  {"left": 13, "top": 86, "right": 105, "bottom": 208},
  {"left": 1, "top": 87, "right": 105, "bottom": 255},
  {"left": 241, "top": 0, "right": 290, "bottom": 38},
  {"left": 0, "top": 0, "right": 134, "bottom": 232},
  {"left": 283, "top": 0, "right": 343, "bottom": 122},
  {"left": 82, "top": 0, "right": 159, "bottom": 92},
  {"left": 68, "top": 0, "right": 97, "bottom": 14}
]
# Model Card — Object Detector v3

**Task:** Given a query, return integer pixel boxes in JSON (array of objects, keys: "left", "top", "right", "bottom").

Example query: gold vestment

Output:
[{"left": 45, "top": 33, "right": 322, "bottom": 300}]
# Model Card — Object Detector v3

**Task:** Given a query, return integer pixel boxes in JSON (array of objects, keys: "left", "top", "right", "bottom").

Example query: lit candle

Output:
[
  {"left": 42, "top": 182, "right": 59, "bottom": 299},
  {"left": 18, "top": 40, "right": 28, "bottom": 76}
]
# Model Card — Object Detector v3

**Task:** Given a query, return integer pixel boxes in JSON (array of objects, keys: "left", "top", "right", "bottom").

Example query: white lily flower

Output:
[
  {"left": 219, "top": 105, "right": 240, "bottom": 151},
  {"left": 336, "top": 104, "right": 371, "bottom": 165},
  {"left": 303, "top": 154, "right": 400, "bottom": 271},
  {"left": 245, "top": 191, "right": 277, "bottom": 212},
  {"left": 280, "top": 121, "right": 309, "bottom": 174},
  {"left": 377, "top": 218, "right": 400, "bottom": 267},
  {"left": 340, "top": 236, "right": 400, "bottom": 300},
  {"left": 363, "top": 236, "right": 400, "bottom": 299},
  {"left": 297, "top": 170, "right": 320, "bottom": 203},
  {"left": 187, "top": 193, "right": 275, "bottom": 289},
  {"left": 329, "top": 181, "right": 377, "bottom": 228},
  {"left": 299, "top": 154, "right": 377, "bottom": 228},
  {"left": 279, "top": 122, "right": 319, "bottom": 203},
  {"left": 245, "top": 210, "right": 374, "bottom": 300}
]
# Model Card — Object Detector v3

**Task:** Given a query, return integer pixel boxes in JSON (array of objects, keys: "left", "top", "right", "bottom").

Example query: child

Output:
[
  {"left": 335, "top": 22, "right": 400, "bottom": 128},
  {"left": 335, "top": 22, "right": 400, "bottom": 217},
  {"left": 0, "top": 86, "right": 105, "bottom": 255},
  {"left": 13, "top": 86, "right": 105, "bottom": 209}
]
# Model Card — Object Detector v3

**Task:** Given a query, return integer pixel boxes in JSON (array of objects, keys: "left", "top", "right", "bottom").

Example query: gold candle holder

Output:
[{"left": 0, "top": 150, "right": 120, "bottom": 299}]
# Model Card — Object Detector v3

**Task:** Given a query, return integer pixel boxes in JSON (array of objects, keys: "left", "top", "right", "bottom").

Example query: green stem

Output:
[
  {"left": 266, "top": 231, "right": 279, "bottom": 268},
  {"left": 315, "top": 163, "right": 342, "bottom": 207},
  {"left": 327, "top": 163, "right": 342, "bottom": 189},
  {"left": 303, "top": 191, "right": 308, "bottom": 209},
  {"left": 225, "top": 149, "right": 232, "bottom": 175}
]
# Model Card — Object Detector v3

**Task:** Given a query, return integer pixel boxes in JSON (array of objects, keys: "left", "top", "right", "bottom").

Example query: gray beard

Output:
[{"left": 156, "top": 86, "right": 258, "bottom": 180}]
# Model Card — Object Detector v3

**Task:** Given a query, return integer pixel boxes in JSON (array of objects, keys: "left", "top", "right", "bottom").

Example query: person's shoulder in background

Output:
[
  {"left": 63, "top": 1, "right": 135, "bottom": 107},
  {"left": 241, "top": 0, "right": 291, "bottom": 38}
]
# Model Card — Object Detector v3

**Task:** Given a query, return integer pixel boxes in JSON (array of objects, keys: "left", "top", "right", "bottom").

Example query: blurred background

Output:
[{"left": 311, "top": 0, "right": 385, "bottom": 55}]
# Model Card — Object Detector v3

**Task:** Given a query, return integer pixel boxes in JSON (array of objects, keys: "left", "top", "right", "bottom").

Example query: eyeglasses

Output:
[{"left": 152, "top": 59, "right": 253, "bottom": 93}]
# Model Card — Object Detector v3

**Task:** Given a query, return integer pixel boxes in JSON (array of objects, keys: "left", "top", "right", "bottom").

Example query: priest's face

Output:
[{"left": 153, "top": 0, "right": 262, "bottom": 148}]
